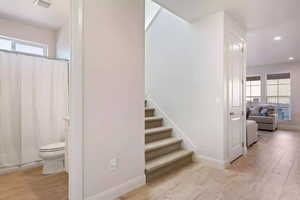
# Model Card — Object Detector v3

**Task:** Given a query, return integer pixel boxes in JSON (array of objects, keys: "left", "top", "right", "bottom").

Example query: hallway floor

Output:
[
  {"left": 120, "top": 130, "right": 300, "bottom": 200},
  {"left": 0, "top": 166, "right": 68, "bottom": 200}
]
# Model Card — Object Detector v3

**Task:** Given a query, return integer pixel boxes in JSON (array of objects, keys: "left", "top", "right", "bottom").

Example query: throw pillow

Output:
[{"left": 260, "top": 108, "right": 268, "bottom": 116}]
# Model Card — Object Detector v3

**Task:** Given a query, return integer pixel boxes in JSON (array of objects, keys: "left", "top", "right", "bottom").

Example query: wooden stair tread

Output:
[
  {"left": 145, "top": 150, "right": 193, "bottom": 173},
  {"left": 145, "top": 127, "right": 172, "bottom": 135},
  {"left": 145, "top": 116, "right": 163, "bottom": 122},
  {"left": 145, "top": 138, "right": 182, "bottom": 152},
  {"left": 145, "top": 107, "right": 155, "bottom": 111}
]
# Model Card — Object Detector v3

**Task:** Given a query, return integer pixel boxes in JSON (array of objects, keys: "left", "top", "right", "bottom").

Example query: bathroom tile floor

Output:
[
  {"left": 0, "top": 166, "right": 68, "bottom": 200},
  {"left": 120, "top": 130, "right": 300, "bottom": 200}
]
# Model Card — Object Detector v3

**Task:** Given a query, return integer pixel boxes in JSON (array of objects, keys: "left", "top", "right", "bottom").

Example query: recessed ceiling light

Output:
[
  {"left": 289, "top": 57, "right": 295, "bottom": 61},
  {"left": 273, "top": 36, "right": 282, "bottom": 41},
  {"left": 33, "top": 0, "right": 51, "bottom": 8}
]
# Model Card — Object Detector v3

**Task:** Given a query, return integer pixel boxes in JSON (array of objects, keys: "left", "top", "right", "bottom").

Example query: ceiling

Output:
[
  {"left": 0, "top": 0, "right": 299, "bottom": 66},
  {"left": 0, "top": 0, "right": 69, "bottom": 30},
  {"left": 155, "top": 0, "right": 300, "bottom": 67}
]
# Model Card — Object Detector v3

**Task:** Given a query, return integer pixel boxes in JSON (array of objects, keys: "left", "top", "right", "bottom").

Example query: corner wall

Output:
[
  {"left": 247, "top": 62, "right": 300, "bottom": 131},
  {"left": 56, "top": 23, "right": 71, "bottom": 60},
  {"left": 146, "top": 9, "right": 226, "bottom": 163},
  {"left": 82, "top": 1, "right": 145, "bottom": 199}
]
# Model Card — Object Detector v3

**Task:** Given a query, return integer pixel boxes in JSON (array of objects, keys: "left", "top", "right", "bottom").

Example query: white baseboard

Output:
[
  {"left": 278, "top": 124, "right": 300, "bottom": 132},
  {"left": 193, "top": 154, "right": 229, "bottom": 169},
  {"left": 86, "top": 175, "right": 145, "bottom": 200},
  {"left": 0, "top": 161, "right": 43, "bottom": 175},
  {"left": 146, "top": 96, "right": 197, "bottom": 152}
]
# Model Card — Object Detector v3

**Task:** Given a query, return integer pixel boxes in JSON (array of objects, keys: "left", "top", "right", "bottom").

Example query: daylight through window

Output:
[
  {"left": 246, "top": 76, "right": 261, "bottom": 103},
  {"left": 0, "top": 35, "right": 47, "bottom": 57},
  {"left": 267, "top": 73, "right": 291, "bottom": 120}
]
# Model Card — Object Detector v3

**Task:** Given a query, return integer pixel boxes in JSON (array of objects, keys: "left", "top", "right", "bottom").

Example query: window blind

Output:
[{"left": 267, "top": 73, "right": 290, "bottom": 80}]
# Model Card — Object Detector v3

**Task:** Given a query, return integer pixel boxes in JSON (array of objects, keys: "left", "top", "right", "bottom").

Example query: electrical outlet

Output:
[{"left": 109, "top": 158, "right": 118, "bottom": 171}]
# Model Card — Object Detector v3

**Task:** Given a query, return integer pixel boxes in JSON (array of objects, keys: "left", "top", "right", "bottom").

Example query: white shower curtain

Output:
[
  {"left": 0, "top": 51, "right": 68, "bottom": 168},
  {"left": 0, "top": 52, "right": 21, "bottom": 167}
]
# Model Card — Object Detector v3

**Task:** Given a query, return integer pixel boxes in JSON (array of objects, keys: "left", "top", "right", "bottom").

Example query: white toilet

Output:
[{"left": 39, "top": 142, "right": 65, "bottom": 174}]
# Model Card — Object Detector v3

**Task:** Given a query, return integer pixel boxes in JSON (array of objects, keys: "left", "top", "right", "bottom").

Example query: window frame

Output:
[
  {"left": 0, "top": 35, "right": 48, "bottom": 57},
  {"left": 246, "top": 75, "right": 262, "bottom": 103},
  {"left": 266, "top": 72, "right": 292, "bottom": 121}
]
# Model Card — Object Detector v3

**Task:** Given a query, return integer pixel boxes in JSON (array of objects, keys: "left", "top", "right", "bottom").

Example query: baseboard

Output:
[
  {"left": 0, "top": 161, "right": 43, "bottom": 175},
  {"left": 146, "top": 96, "right": 197, "bottom": 152},
  {"left": 278, "top": 124, "right": 300, "bottom": 132},
  {"left": 193, "top": 154, "right": 229, "bottom": 169},
  {"left": 86, "top": 175, "right": 145, "bottom": 200}
]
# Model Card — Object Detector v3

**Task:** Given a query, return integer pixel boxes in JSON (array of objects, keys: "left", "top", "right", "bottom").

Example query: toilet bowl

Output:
[{"left": 39, "top": 142, "right": 65, "bottom": 174}]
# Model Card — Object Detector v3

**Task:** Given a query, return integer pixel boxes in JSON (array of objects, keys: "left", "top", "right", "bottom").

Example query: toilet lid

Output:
[{"left": 40, "top": 142, "right": 65, "bottom": 152}]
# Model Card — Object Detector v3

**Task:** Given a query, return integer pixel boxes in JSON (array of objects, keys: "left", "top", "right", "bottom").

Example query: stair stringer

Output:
[
  {"left": 146, "top": 95, "right": 230, "bottom": 169},
  {"left": 146, "top": 95, "right": 197, "bottom": 154}
]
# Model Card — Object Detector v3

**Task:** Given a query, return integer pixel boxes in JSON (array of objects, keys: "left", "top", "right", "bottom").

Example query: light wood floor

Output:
[
  {"left": 0, "top": 166, "right": 68, "bottom": 200},
  {"left": 120, "top": 130, "right": 300, "bottom": 200}
]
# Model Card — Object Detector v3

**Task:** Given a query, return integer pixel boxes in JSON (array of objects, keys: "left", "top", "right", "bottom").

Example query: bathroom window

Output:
[
  {"left": 267, "top": 73, "right": 291, "bottom": 120},
  {"left": 246, "top": 76, "right": 261, "bottom": 103},
  {"left": 0, "top": 35, "right": 48, "bottom": 56},
  {"left": 0, "top": 37, "right": 12, "bottom": 51}
]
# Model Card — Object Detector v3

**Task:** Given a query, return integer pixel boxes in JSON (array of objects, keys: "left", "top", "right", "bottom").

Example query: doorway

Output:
[{"left": 0, "top": 0, "right": 71, "bottom": 199}]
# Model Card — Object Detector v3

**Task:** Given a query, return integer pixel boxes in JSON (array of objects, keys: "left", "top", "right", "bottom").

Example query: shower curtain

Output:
[{"left": 0, "top": 51, "right": 68, "bottom": 168}]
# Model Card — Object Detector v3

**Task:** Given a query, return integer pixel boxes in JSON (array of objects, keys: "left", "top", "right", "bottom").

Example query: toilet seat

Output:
[
  {"left": 40, "top": 142, "right": 65, "bottom": 152},
  {"left": 39, "top": 142, "right": 65, "bottom": 174}
]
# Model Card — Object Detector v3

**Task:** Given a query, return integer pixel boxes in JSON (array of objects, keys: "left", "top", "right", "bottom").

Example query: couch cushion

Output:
[{"left": 248, "top": 116, "right": 275, "bottom": 124}]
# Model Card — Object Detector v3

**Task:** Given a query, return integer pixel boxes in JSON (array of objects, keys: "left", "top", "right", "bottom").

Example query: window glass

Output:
[
  {"left": 279, "top": 79, "right": 290, "bottom": 84},
  {"left": 0, "top": 35, "right": 47, "bottom": 57},
  {"left": 0, "top": 38, "right": 12, "bottom": 51},
  {"left": 267, "top": 79, "right": 278, "bottom": 85},
  {"left": 278, "top": 97, "right": 290, "bottom": 104},
  {"left": 246, "top": 87, "right": 251, "bottom": 97},
  {"left": 251, "top": 80, "right": 261, "bottom": 86},
  {"left": 246, "top": 76, "right": 261, "bottom": 103},
  {"left": 279, "top": 84, "right": 290, "bottom": 96},
  {"left": 251, "top": 85, "right": 261, "bottom": 97},
  {"left": 15, "top": 43, "right": 44, "bottom": 56},
  {"left": 267, "top": 85, "right": 278, "bottom": 96},
  {"left": 267, "top": 74, "right": 291, "bottom": 120},
  {"left": 267, "top": 97, "right": 277, "bottom": 104}
]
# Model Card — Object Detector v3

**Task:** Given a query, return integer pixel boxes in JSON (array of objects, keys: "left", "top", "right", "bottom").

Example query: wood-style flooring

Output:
[
  {"left": 0, "top": 166, "right": 68, "bottom": 200},
  {"left": 120, "top": 130, "right": 300, "bottom": 200}
]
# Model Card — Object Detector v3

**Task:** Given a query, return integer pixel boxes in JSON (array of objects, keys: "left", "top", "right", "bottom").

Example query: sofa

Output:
[{"left": 247, "top": 105, "right": 278, "bottom": 131}]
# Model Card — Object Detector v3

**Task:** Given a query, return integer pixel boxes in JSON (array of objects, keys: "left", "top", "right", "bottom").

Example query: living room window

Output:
[
  {"left": 267, "top": 73, "right": 291, "bottom": 120},
  {"left": 246, "top": 76, "right": 261, "bottom": 103},
  {"left": 0, "top": 35, "right": 47, "bottom": 57}
]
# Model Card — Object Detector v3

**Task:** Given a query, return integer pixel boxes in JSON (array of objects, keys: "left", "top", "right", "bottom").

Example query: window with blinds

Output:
[
  {"left": 267, "top": 73, "right": 291, "bottom": 120},
  {"left": 246, "top": 76, "right": 261, "bottom": 103}
]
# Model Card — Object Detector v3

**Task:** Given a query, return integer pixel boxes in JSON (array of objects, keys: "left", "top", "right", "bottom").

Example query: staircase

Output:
[{"left": 144, "top": 100, "right": 193, "bottom": 182}]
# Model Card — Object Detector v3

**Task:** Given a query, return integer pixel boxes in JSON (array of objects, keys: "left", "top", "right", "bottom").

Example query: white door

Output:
[{"left": 227, "top": 33, "right": 245, "bottom": 162}]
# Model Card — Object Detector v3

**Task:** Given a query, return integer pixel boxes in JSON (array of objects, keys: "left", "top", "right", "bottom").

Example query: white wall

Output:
[
  {"left": 247, "top": 62, "right": 300, "bottom": 131},
  {"left": 146, "top": 9, "right": 226, "bottom": 163},
  {"left": 0, "top": 18, "right": 57, "bottom": 57},
  {"left": 145, "top": 0, "right": 160, "bottom": 30},
  {"left": 82, "top": 1, "right": 145, "bottom": 199},
  {"left": 56, "top": 23, "right": 70, "bottom": 60}
]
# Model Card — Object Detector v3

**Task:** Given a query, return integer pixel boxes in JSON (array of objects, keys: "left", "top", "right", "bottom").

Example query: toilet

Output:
[{"left": 39, "top": 142, "right": 65, "bottom": 174}]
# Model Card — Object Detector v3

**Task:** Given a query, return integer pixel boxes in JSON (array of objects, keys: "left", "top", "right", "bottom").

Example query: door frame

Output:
[{"left": 69, "top": 0, "right": 84, "bottom": 199}]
